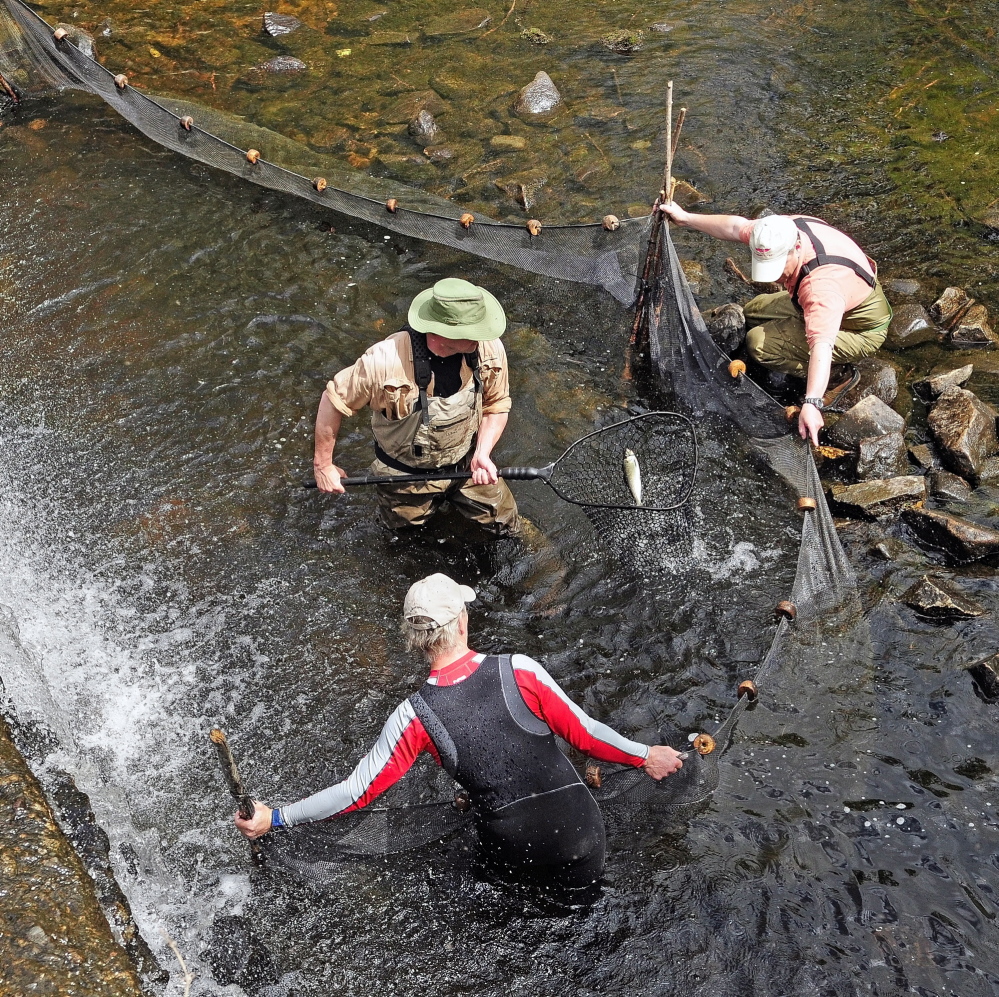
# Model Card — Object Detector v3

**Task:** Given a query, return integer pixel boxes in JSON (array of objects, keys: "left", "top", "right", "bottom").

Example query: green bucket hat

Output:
[{"left": 408, "top": 277, "right": 506, "bottom": 341}]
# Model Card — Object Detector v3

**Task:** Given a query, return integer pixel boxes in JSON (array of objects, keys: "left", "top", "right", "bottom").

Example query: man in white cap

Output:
[
  {"left": 313, "top": 277, "right": 519, "bottom": 535},
  {"left": 236, "top": 573, "right": 685, "bottom": 895},
  {"left": 661, "top": 203, "right": 892, "bottom": 445}
]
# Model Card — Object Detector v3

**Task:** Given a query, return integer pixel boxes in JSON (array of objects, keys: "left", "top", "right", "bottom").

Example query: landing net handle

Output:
[{"left": 210, "top": 728, "right": 264, "bottom": 865}]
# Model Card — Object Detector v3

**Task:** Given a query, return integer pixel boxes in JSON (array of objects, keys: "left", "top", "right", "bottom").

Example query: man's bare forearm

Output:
[
  {"left": 314, "top": 393, "right": 343, "bottom": 470},
  {"left": 474, "top": 412, "right": 507, "bottom": 461}
]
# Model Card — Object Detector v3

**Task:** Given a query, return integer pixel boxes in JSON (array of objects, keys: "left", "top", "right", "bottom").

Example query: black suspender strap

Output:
[
  {"left": 407, "top": 325, "right": 434, "bottom": 427},
  {"left": 791, "top": 217, "right": 876, "bottom": 307}
]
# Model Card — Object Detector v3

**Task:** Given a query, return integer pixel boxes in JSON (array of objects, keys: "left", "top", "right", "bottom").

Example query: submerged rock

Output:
[
  {"left": 494, "top": 170, "right": 548, "bottom": 210},
  {"left": 886, "top": 302, "right": 938, "bottom": 349},
  {"left": 704, "top": 303, "right": 746, "bottom": 355},
  {"left": 912, "top": 363, "right": 973, "bottom": 402},
  {"left": 902, "top": 574, "right": 985, "bottom": 619},
  {"left": 885, "top": 277, "right": 922, "bottom": 300},
  {"left": 384, "top": 90, "right": 447, "bottom": 124},
  {"left": 206, "top": 915, "right": 280, "bottom": 991},
  {"left": 514, "top": 71, "right": 563, "bottom": 119},
  {"left": 262, "top": 56, "right": 307, "bottom": 72},
  {"left": 424, "top": 9, "right": 492, "bottom": 37},
  {"left": 929, "top": 469, "right": 972, "bottom": 503},
  {"left": 521, "top": 26, "right": 553, "bottom": 44},
  {"left": 854, "top": 432, "right": 908, "bottom": 481},
  {"left": 672, "top": 180, "right": 712, "bottom": 209},
  {"left": 54, "top": 23, "right": 96, "bottom": 59},
  {"left": 979, "top": 199, "right": 999, "bottom": 233},
  {"left": 262, "top": 11, "right": 302, "bottom": 36},
  {"left": 408, "top": 109, "right": 439, "bottom": 144},
  {"left": 367, "top": 31, "right": 412, "bottom": 45},
  {"left": 828, "top": 475, "right": 925, "bottom": 518},
  {"left": 903, "top": 507, "right": 999, "bottom": 562},
  {"left": 927, "top": 384, "right": 999, "bottom": 482},
  {"left": 828, "top": 395, "right": 905, "bottom": 449},
  {"left": 489, "top": 134, "right": 527, "bottom": 151}
]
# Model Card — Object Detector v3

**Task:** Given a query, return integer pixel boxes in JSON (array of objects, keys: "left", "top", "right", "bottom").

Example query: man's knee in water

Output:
[{"left": 745, "top": 324, "right": 768, "bottom": 365}]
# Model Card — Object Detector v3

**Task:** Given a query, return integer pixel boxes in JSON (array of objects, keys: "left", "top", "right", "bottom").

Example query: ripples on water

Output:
[{"left": 2, "top": 3, "right": 999, "bottom": 994}]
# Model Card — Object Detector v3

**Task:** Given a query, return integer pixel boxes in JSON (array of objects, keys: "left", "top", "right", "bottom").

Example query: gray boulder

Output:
[
  {"left": 950, "top": 303, "right": 999, "bottom": 348},
  {"left": 514, "top": 71, "right": 563, "bottom": 119},
  {"left": 902, "top": 574, "right": 985, "bottom": 619},
  {"left": 927, "top": 384, "right": 999, "bottom": 482},
  {"left": 885, "top": 303, "right": 938, "bottom": 349},
  {"left": 854, "top": 432, "right": 908, "bottom": 480},
  {"left": 903, "top": 507, "right": 999, "bottom": 562},
  {"left": 929, "top": 470, "right": 971, "bottom": 503},
  {"left": 408, "top": 109, "right": 440, "bottom": 144},
  {"left": 885, "top": 277, "right": 922, "bottom": 300},
  {"left": 848, "top": 357, "right": 899, "bottom": 406},
  {"left": 912, "top": 363, "right": 973, "bottom": 402},
  {"left": 828, "top": 475, "right": 926, "bottom": 518},
  {"left": 263, "top": 11, "right": 302, "bottom": 36},
  {"left": 930, "top": 286, "right": 974, "bottom": 329},
  {"left": 828, "top": 395, "right": 905, "bottom": 449},
  {"left": 704, "top": 303, "right": 746, "bottom": 354}
]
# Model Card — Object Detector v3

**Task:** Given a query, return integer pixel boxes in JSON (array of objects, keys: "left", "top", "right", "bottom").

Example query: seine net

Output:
[
  {"left": 2, "top": 0, "right": 865, "bottom": 872},
  {"left": 0, "top": 0, "right": 649, "bottom": 304}
]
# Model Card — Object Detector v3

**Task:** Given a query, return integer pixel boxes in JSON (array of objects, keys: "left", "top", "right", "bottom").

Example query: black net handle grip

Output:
[{"left": 304, "top": 465, "right": 552, "bottom": 488}]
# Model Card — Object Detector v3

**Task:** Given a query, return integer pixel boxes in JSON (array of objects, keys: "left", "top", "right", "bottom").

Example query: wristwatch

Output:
[{"left": 802, "top": 396, "right": 825, "bottom": 410}]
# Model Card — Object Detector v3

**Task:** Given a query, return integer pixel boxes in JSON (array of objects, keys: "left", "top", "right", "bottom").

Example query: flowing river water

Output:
[{"left": 2, "top": 0, "right": 999, "bottom": 994}]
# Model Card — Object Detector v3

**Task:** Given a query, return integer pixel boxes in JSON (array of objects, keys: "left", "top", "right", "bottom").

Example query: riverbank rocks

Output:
[
  {"left": 913, "top": 363, "right": 973, "bottom": 402},
  {"left": 855, "top": 432, "right": 908, "bottom": 480},
  {"left": 886, "top": 303, "right": 938, "bottom": 349},
  {"left": 704, "top": 303, "right": 745, "bottom": 354},
  {"left": 968, "top": 653, "right": 999, "bottom": 700},
  {"left": 930, "top": 287, "right": 999, "bottom": 348},
  {"left": 903, "top": 507, "right": 999, "bottom": 562},
  {"left": 263, "top": 11, "right": 302, "bottom": 36},
  {"left": 828, "top": 395, "right": 905, "bottom": 449},
  {"left": 828, "top": 475, "right": 926, "bottom": 518},
  {"left": 844, "top": 357, "right": 900, "bottom": 407},
  {"left": 929, "top": 469, "right": 972, "bottom": 503},
  {"left": 408, "top": 110, "right": 439, "bottom": 144},
  {"left": 909, "top": 441, "right": 943, "bottom": 470},
  {"left": 927, "top": 384, "right": 998, "bottom": 482},
  {"left": 514, "top": 71, "right": 563, "bottom": 120},
  {"left": 424, "top": 9, "right": 491, "bottom": 37},
  {"left": 902, "top": 574, "right": 985, "bottom": 619}
]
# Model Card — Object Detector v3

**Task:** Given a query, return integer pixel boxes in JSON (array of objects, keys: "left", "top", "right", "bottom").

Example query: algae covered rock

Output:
[
  {"left": 603, "top": 30, "right": 644, "bottom": 53},
  {"left": 521, "top": 27, "right": 553, "bottom": 45},
  {"left": 408, "top": 109, "right": 440, "bottom": 145}
]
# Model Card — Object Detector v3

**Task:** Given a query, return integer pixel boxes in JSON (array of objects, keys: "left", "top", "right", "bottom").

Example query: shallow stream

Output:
[{"left": 2, "top": 1, "right": 999, "bottom": 995}]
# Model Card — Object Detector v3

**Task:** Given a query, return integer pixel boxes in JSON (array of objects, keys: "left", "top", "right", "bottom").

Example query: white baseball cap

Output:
[
  {"left": 748, "top": 215, "right": 799, "bottom": 282},
  {"left": 403, "top": 573, "right": 476, "bottom": 630}
]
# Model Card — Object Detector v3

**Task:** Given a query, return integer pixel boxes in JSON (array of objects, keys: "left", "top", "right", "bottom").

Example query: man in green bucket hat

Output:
[{"left": 313, "top": 277, "right": 520, "bottom": 535}]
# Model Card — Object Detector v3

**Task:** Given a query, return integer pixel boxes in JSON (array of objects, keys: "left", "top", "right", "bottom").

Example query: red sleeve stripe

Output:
[
  {"left": 281, "top": 700, "right": 436, "bottom": 826},
  {"left": 511, "top": 654, "right": 649, "bottom": 768}
]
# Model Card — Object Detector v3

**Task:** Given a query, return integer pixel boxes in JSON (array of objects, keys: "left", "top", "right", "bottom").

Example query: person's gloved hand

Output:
[{"left": 642, "top": 745, "right": 685, "bottom": 780}]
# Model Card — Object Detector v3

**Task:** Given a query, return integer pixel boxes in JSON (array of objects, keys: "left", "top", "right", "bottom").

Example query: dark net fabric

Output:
[
  {"left": 0, "top": 0, "right": 648, "bottom": 304},
  {"left": 546, "top": 411, "right": 697, "bottom": 511}
]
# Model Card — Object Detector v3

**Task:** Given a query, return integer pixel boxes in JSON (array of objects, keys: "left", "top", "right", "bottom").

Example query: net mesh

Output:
[
  {"left": 0, "top": 0, "right": 649, "bottom": 304},
  {"left": 2, "top": 0, "right": 863, "bottom": 872},
  {"left": 545, "top": 411, "right": 697, "bottom": 511}
]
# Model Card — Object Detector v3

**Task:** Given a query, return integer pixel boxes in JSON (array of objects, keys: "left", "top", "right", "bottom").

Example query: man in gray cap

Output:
[
  {"left": 313, "top": 277, "right": 519, "bottom": 535},
  {"left": 236, "top": 573, "right": 685, "bottom": 895}
]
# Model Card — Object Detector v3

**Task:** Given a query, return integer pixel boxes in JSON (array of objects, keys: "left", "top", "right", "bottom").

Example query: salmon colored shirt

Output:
[
  {"left": 325, "top": 330, "right": 512, "bottom": 420},
  {"left": 738, "top": 216, "right": 877, "bottom": 351}
]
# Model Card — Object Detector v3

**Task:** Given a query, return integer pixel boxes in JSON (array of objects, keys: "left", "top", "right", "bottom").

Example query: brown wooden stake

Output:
[{"left": 210, "top": 728, "right": 264, "bottom": 865}]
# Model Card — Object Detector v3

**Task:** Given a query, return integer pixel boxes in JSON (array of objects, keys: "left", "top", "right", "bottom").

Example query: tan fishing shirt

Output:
[{"left": 325, "top": 331, "right": 511, "bottom": 421}]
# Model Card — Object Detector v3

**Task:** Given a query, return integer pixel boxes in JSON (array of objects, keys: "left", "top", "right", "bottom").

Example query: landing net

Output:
[{"left": 0, "top": 0, "right": 647, "bottom": 304}]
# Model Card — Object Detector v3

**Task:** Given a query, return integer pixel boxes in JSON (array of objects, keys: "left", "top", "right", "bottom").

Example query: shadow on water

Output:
[{"left": 1, "top": 1, "right": 999, "bottom": 995}]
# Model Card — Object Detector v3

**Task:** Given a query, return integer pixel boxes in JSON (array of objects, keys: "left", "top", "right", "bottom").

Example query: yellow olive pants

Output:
[
  {"left": 373, "top": 464, "right": 521, "bottom": 537},
  {"left": 744, "top": 284, "right": 892, "bottom": 376}
]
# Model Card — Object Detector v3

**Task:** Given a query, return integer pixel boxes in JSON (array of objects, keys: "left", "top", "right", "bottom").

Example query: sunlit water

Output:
[{"left": 2, "top": 0, "right": 999, "bottom": 994}]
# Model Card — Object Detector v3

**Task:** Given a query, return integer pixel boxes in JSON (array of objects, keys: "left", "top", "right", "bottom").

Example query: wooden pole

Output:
[
  {"left": 210, "top": 728, "right": 264, "bottom": 865},
  {"left": 659, "top": 81, "right": 673, "bottom": 203}
]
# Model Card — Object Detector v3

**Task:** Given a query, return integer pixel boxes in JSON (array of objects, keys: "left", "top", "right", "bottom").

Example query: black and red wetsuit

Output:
[{"left": 278, "top": 650, "right": 650, "bottom": 889}]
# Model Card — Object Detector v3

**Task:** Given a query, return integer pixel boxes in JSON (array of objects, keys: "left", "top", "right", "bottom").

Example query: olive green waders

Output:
[{"left": 744, "top": 283, "right": 892, "bottom": 377}]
